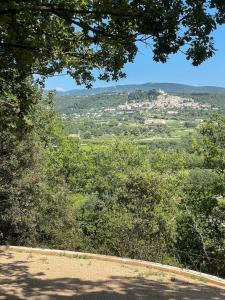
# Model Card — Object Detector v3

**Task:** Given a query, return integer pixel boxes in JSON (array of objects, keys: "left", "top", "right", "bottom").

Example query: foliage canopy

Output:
[{"left": 1, "top": 0, "right": 225, "bottom": 87}]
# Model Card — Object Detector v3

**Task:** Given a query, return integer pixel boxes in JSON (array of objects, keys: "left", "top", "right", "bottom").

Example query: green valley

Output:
[{"left": 55, "top": 89, "right": 225, "bottom": 149}]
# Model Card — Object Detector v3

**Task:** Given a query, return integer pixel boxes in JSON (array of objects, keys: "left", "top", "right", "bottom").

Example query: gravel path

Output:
[{"left": 1, "top": 250, "right": 225, "bottom": 299}]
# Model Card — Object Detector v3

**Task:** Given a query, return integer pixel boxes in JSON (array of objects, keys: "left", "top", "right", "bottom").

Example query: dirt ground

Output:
[{"left": 0, "top": 250, "right": 225, "bottom": 300}]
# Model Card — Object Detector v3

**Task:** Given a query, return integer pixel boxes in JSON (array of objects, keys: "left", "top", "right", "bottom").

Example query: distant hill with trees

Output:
[{"left": 55, "top": 82, "right": 225, "bottom": 96}]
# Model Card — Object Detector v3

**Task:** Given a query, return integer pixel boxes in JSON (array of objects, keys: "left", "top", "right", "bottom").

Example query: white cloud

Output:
[{"left": 55, "top": 87, "right": 66, "bottom": 92}]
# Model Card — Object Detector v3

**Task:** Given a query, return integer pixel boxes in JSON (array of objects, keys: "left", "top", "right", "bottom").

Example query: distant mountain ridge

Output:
[{"left": 55, "top": 82, "right": 225, "bottom": 96}]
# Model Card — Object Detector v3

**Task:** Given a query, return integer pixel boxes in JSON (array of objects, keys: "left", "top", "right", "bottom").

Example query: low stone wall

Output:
[{"left": 1, "top": 245, "right": 225, "bottom": 289}]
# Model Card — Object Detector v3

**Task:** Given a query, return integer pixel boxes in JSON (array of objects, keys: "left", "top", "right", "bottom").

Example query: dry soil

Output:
[{"left": 0, "top": 250, "right": 225, "bottom": 300}]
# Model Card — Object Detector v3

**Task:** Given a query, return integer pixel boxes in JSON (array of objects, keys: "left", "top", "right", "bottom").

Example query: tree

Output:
[
  {"left": 175, "top": 116, "right": 225, "bottom": 277},
  {"left": 0, "top": 83, "right": 77, "bottom": 247},
  {"left": 197, "top": 113, "right": 225, "bottom": 173},
  {"left": 79, "top": 168, "right": 180, "bottom": 263},
  {"left": 176, "top": 168, "right": 225, "bottom": 277},
  {"left": 1, "top": 0, "right": 225, "bottom": 89}
]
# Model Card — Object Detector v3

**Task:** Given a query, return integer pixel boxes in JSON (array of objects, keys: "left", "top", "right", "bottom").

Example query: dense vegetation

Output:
[
  {"left": 1, "top": 82, "right": 225, "bottom": 277},
  {"left": 1, "top": 0, "right": 225, "bottom": 282}
]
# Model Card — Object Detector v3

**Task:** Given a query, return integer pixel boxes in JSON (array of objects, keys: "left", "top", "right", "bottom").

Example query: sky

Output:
[{"left": 45, "top": 25, "right": 225, "bottom": 91}]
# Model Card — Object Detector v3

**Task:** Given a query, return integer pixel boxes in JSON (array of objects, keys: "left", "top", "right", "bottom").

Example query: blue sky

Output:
[{"left": 45, "top": 25, "right": 225, "bottom": 91}]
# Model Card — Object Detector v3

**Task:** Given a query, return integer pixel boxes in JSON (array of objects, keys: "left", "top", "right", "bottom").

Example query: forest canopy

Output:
[{"left": 1, "top": 0, "right": 225, "bottom": 88}]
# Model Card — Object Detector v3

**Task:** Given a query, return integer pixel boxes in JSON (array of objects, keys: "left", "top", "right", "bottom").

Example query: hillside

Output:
[
  {"left": 55, "top": 82, "right": 225, "bottom": 96},
  {"left": 54, "top": 89, "right": 225, "bottom": 147},
  {"left": 55, "top": 90, "right": 225, "bottom": 114}
]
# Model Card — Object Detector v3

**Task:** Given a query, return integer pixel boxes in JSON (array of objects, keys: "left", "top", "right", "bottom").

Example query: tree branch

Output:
[{"left": 0, "top": 42, "right": 39, "bottom": 51}]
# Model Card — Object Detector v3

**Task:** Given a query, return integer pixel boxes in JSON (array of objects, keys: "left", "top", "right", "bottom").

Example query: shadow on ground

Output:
[{"left": 0, "top": 253, "right": 225, "bottom": 299}]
